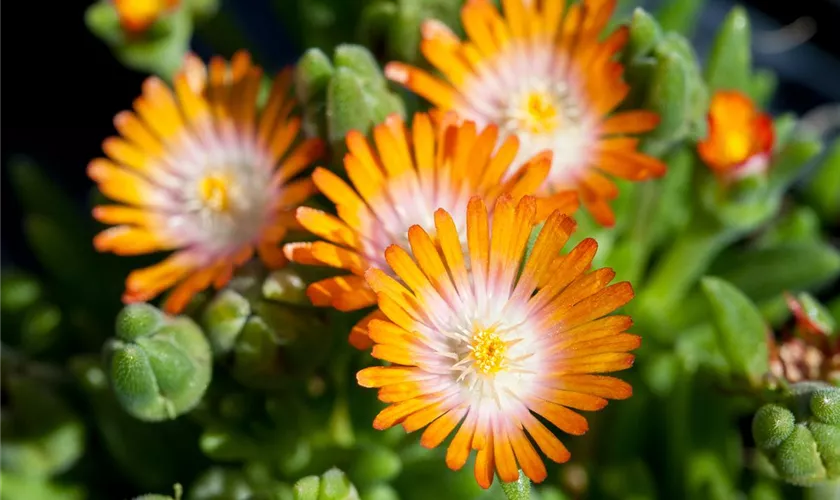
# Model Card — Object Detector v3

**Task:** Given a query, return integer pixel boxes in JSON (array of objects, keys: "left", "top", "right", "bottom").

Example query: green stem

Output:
[
  {"left": 500, "top": 470, "right": 531, "bottom": 500},
  {"left": 634, "top": 216, "right": 736, "bottom": 341}
]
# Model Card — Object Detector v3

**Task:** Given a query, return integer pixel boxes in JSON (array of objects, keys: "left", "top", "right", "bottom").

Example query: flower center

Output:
[
  {"left": 723, "top": 132, "right": 753, "bottom": 166},
  {"left": 197, "top": 173, "right": 232, "bottom": 212},
  {"left": 505, "top": 82, "right": 580, "bottom": 135},
  {"left": 470, "top": 329, "right": 508, "bottom": 375}
]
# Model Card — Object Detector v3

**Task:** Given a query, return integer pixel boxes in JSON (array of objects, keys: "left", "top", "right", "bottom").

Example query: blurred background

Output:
[{"left": 3, "top": 0, "right": 840, "bottom": 268}]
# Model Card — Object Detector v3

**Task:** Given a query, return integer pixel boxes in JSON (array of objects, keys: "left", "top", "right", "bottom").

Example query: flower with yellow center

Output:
[
  {"left": 697, "top": 90, "right": 774, "bottom": 181},
  {"left": 283, "top": 112, "right": 579, "bottom": 349},
  {"left": 113, "top": 0, "right": 180, "bottom": 34},
  {"left": 385, "top": 0, "right": 666, "bottom": 226},
  {"left": 357, "top": 194, "right": 639, "bottom": 488},
  {"left": 89, "top": 50, "right": 323, "bottom": 313}
]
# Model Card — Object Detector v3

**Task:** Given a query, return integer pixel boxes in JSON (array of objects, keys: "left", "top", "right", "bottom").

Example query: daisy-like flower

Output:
[
  {"left": 283, "top": 112, "right": 579, "bottom": 348},
  {"left": 697, "top": 90, "right": 774, "bottom": 181},
  {"left": 89, "top": 50, "right": 323, "bottom": 313},
  {"left": 114, "top": 0, "right": 180, "bottom": 34},
  {"left": 357, "top": 194, "right": 639, "bottom": 488},
  {"left": 385, "top": 0, "right": 666, "bottom": 226}
]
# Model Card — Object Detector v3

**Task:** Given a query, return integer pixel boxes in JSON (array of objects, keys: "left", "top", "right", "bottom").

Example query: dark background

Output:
[{"left": 3, "top": 0, "right": 840, "bottom": 270}]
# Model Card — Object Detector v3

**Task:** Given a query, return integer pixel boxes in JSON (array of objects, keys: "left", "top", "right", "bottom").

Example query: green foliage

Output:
[
  {"left": 753, "top": 384, "right": 840, "bottom": 485},
  {"left": 4, "top": 1, "right": 840, "bottom": 500}
]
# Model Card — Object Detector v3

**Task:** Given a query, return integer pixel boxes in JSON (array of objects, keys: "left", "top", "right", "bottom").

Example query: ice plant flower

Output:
[
  {"left": 357, "top": 195, "right": 639, "bottom": 488},
  {"left": 89, "top": 51, "right": 323, "bottom": 313},
  {"left": 283, "top": 112, "right": 579, "bottom": 348},
  {"left": 385, "top": 0, "right": 666, "bottom": 226},
  {"left": 698, "top": 90, "right": 774, "bottom": 181},
  {"left": 113, "top": 0, "right": 179, "bottom": 34}
]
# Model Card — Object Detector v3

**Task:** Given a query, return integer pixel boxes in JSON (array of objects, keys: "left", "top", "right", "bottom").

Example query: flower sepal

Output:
[
  {"left": 85, "top": 0, "right": 193, "bottom": 79},
  {"left": 104, "top": 303, "right": 212, "bottom": 421}
]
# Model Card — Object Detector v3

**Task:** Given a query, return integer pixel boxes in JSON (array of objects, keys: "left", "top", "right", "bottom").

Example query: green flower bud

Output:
[
  {"left": 773, "top": 424, "right": 827, "bottom": 485},
  {"left": 116, "top": 303, "right": 166, "bottom": 341},
  {"left": 642, "top": 44, "right": 689, "bottom": 156},
  {"left": 262, "top": 267, "right": 311, "bottom": 306},
  {"left": 752, "top": 404, "right": 796, "bottom": 451},
  {"left": 202, "top": 290, "right": 251, "bottom": 356},
  {"left": 704, "top": 6, "right": 751, "bottom": 93},
  {"left": 105, "top": 304, "right": 212, "bottom": 421},
  {"left": 700, "top": 277, "right": 769, "bottom": 385},
  {"left": 349, "top": 445, "right": 402, "bottom": 487},
  {"left": 625, "top": 8, "right": 661, "bottom": 62},
  {"left": 356, "top": 0, "right": 460, "bottom": 63},
  {"left": 295, "top": 44, "right": 405, "bottom": 156},
  {"left": 296, "top": 48, "right": 335, "bottom": 138},
  {"left": 360, "top": 484, "right": 399, "bottom": 500},
  {"left": 0, "top": 376, "right": 86, "bottom": 479},
  {"left": 811, "top": 389, "right": 840, "bottom": 425},
  {"left": 294, "top": 468, "right": 360, "bottom": 500},
  {"left": 808, "top": 422, "right": 840, "bottom": 477},
  {"left": 85, "top": 0, "right": 193, "bottom": 79}
]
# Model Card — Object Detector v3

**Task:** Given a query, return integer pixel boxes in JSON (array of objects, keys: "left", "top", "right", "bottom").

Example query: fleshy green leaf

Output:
[
  {"left": 700, "top": 277, "right": 769, "bottom": 384},
  {"left": 704, "top": 6, "right": 752, "bottom": 93}
]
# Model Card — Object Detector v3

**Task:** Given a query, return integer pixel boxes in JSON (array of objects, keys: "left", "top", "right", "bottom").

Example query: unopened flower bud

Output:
[
  {"left": 773, "top": 425, "right": 826, "bottom": 485},
  {"left": 753, "top": 384, "right": 840, "bottom": 484},
  {"left": 294, "top": 468, "right": 360, "bottom": 500},
  {"left": 105, "top": 303, "right": 212, "bottom": 421},
  {"left": 201, "top": 289, "right": 251, "bottom": 356},
  {"left": 752, "top": 404, "right": 795, "bottom": 451},
  {"left": 811, "top": 389, "right": 840, "bottom": 426},
  {"left": 262, "top": 267, "right": 310, "bottom": 306}
]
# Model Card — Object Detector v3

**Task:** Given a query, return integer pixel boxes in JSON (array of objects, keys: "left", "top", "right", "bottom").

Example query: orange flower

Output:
[
  {"left": 698, "top": 90, "right": 774, "bottom": 179},
  {"left": 385, "top": 0, "right": 665, "bottom": 226},
  {"left": 89, "top": 51, "right": 323, "bottom": 313},
  {"left": 114, "top": 0, "right": 180, "bottom": 34},
  {"left": 357, "top": 195, "right": 639, "bottom": 488},
  {"left": 283, "top": 112, "right": 579, "bottom": 348}
]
